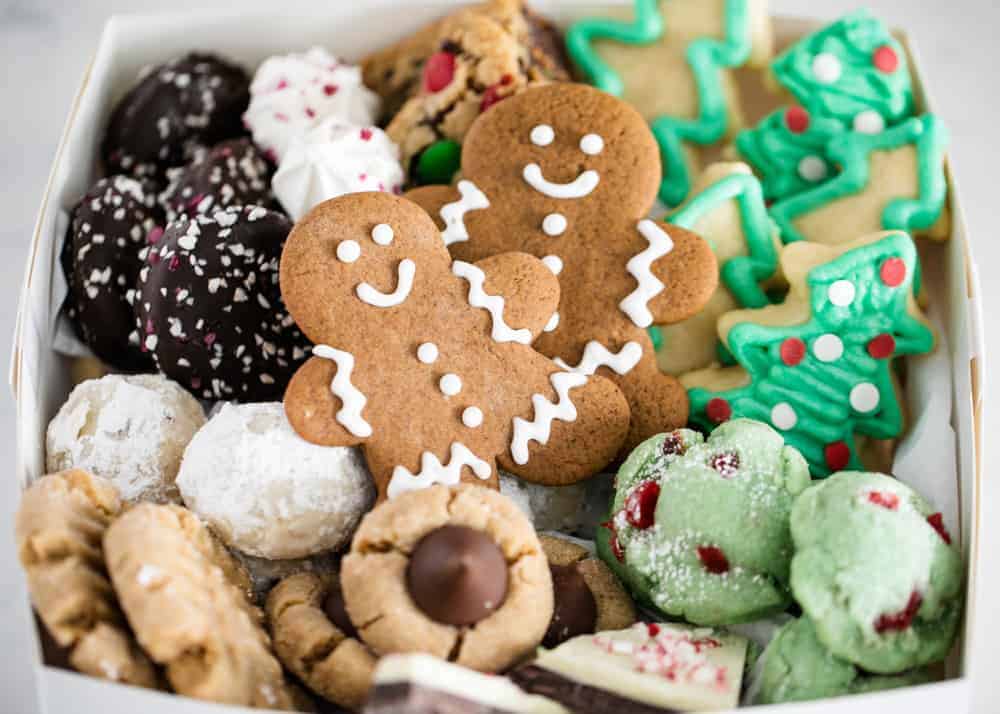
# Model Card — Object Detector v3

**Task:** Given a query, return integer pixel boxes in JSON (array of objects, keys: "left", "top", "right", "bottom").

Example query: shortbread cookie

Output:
[
  {"left": 538, "top": 535, "right": 635, "bottom": 647},
  {"left": 280, "top": 191, "right": 630, "bottom": 499},
  {"left": 177, "top": 402, "right": 374, "bottom": 559},
  {"left": 15, "top": 470, "right": 159, "bottom": 688},
  {"left": 683, "top": 231, "right": 934, "bottom": 476},
  {"left": 406, "top": 82, "right": 718, "bottom": 453},
  {"left": 566, "top": 0, "right": 774, "bottom": 205},
  {"left": 341, "top": 484, "right": 552, "bottom": 672},
  {"left": 790, "top": 472, "right": 962, "bottom": 674},
  {"left": 267, "top": 572, "right": 377, "bottom": 709},
  {"left": 46, "top": 374, "right": 206, "bottom": 504},
  {"left": 104, "top": 503, "right": 298, "bottom": 708}
]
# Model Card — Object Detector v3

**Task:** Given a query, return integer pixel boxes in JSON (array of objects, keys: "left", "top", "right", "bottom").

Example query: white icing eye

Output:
[
  {"left": 542, "top": 213, "right": 567, "bottom": 236},
  {"left": 580, "top": 133, "right": 604, "bottom": 155},
  {"left": 417, "top": 342, "right": 438, "bottom": 364},
  {"left": 371, "top": 223, "right": 394, "bottom": 245},
  {"left": 541, "top": 255, "right": 563, "bottom": 275},
  {"left": 462, "top": 406, "right": 484, "bottom": 428},
  {"left": 336, "top": 240, "right": 361, "bottom": 263},
  {"left": 530, "top": 124, "right": 555, "bottom": 146}
]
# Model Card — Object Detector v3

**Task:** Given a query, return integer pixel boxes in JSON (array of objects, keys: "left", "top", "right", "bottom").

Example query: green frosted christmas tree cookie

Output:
[
  {"left": 790, "top": 472, "right": 963, "bottom": 674},
  {"left": 683, "top": 231, "right": 935, "bottom": 476},
  {"left": 597, "top": 419, "right": 810, "bottom": 625}
]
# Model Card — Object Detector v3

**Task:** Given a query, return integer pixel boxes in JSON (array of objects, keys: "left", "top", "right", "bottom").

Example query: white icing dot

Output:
[
  {"left": 417, "top": 342, "right": 438, "bottom": 364},
  {"left": 771, "top": 402, "right": 798, "bottom": 431},
  {"left": 541, "top": 255, "right": 563, "bottom": 275},
  {"left": 530, "top": 124, "right": 555, "bottom": 146},
  {"left": 812, "top": 333, "right": 844, "bottom": 362},
  {"left": 850, "top": 382, "right": 881, "bottom": 413},
  {"left": 371, "top": 223, "right": 394, "bottom": 245},
  {"left": 828, "top": 279, "right": 856, "bottom": 307},
  {"left": 336, "top": 240, "right": 360, "bottom": 263},
  {"left": 462, "top": 406, "right": 484, "bottom": 428},
  {"left": 542, "top": 213, "right": 568, "bottom": 236},
  {"left": 853, "top": 110, "right": 886, "bottom": 134},
  {"left": 580, "top": 133, "right": 604, "bottom": 155},
  {"left": 543, "top": 312, "right": 560, "bottom": 332},
  {"left": 812, "top": 52, "right": 842, "bottom": 84},
  {"left": 798, "top": 155, "right": 828, "bottom": 182},
  {"left": 439, "top": 373, "right": 462, "bottom": 396}
]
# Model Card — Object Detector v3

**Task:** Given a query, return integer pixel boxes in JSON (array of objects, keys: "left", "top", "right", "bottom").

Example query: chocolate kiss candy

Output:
[
  {"left": 406, "top": 525, "right": 508, "bottom": 626},
  {"left": 543, "top": 563, "right": 598, "bottom": 647},
  {"left": 322, "top": 582, "right": 359, "bottom": 639}
]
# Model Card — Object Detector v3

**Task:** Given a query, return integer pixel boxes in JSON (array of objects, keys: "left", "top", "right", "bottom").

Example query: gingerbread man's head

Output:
[{"left": 280, "top": 192, "right": 630, "bottom": 500}]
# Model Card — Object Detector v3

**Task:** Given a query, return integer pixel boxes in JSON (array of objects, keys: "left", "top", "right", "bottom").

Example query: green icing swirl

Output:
[
  {"left": 688, "top": 231, "right": 935, "bottom": 476},
  {"left": 771, "top": 9, "right": 914, "bottom": 127},
  {"left": 566, "top": 0, "right": 754, "bottom": 206}
]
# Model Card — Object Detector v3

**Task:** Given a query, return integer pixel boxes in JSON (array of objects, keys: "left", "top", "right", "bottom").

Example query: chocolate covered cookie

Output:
[{"left": 136, "top": 205, "right": 310, "bottom": 402}]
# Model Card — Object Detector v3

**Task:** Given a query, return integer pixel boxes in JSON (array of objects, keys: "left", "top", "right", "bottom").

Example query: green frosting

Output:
[
  {"left": 771, "top": 9, "right": 913, "bottom": 128},
  {"left": 755, "top": 616, "right": 933, "bottom": 704},
  {"left": 770, "top": 114, "right": 949, "bottom": 245},
  {"left": 790, "top": 472, "right": 963, "bottom": 674},
  {"left": 414, "top": 139, "right": 462, "bottom": 185},
  {"left": 598, "top": 420, "right": 810, "bottom": 625},
  {"left": 565, "top": 0, "right": 754, "bottom": 206},
  {"left": 735, "top": 107, "right": 844, "bottom": 203},
  {"left": 688, "top": 231, "right": 935, "bottom": 476}
]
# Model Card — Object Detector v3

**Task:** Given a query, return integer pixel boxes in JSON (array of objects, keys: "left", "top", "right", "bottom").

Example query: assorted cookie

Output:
[{"left": 28, "top": 4, "right": 966, "bottom": 711}]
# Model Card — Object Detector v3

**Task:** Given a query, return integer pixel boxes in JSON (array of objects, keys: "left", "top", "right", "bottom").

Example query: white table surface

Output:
[{"left": 1, "top": 0, "right": 997, "bottom": 711}]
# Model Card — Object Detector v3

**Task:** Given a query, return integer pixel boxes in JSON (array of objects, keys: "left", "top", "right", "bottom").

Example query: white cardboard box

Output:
[{"left": 10, "top": 2, "right": 986, "bottom": 712}]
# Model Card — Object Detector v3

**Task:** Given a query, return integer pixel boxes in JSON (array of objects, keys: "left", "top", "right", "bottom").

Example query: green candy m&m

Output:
[{"left": 415, "top": 140, "right": 462, "bottom": 185}]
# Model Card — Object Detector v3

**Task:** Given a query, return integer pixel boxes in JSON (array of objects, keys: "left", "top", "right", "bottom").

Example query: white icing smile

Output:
[
  {"left": 522, "top": 163, "right": 600, "bottom": 199},
  {"left": 356, "top": 258, "right": 415, "bottom": 308}
]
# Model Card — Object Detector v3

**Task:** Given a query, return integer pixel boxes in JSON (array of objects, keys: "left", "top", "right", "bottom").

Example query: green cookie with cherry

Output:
[
  {"left": 597, "top": 419, "right": 811, "bottom": 625},
  {"left": 790, "top": 471, "right": 962, "bottom": 674}
]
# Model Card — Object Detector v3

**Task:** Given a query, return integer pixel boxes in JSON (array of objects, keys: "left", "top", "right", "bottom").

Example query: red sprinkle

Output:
[
  {"left": 661, "top": 431, "right": 686, "bottom": 456},
  {"left": 264, "top": 148, "right": 278, "bottom": 164},
  {"left": 825, "top": 441, "right": 851, "bottom": 471},
  {"left": 867, "top": 491, "right": 900, "bottom": 510},
  {"left": 145, "top": 319, "right": 155, "bottom": 334},
  {"left": 867, "top": 333, "right": 896, "bottom": 359},
  {"left": 190, "top": 376, "right": 202, "bottom": 390},
  {"left": 697, "top": 546, "right": 730, "bottom": 574},
  {"left": 927, "top": 513, "right": 952, "bottom": 544},
  {"left": 274, "top": 112, "right": 290, "bottom": 122},
  {"left": 187, "top": 193, "right": 206, "bottom": 210},
  {"left": 646, "top": 623, "right": 661, "bottom": 637},
  {"left": 785, "top": 106, "right": 810, "bottom": 134},
  {"left": 874, "top": 591, "right": 922, "bottom": 633},
  {"left": 873, "top": 45, "right": 900, "bottom": 73},
  {"left": 423, "top": 51, "right": 456, "bottom": 93},
  {"left": 147, "top": 226, "right": 164, "bottom": 244},
  {"left": 710, "top": 452, "right": 740, "bottom": 478},
  {"left": 705, "top": 398, "right": 732, "bottom": 425},
  {"left": 275, "top": 78, "right": 289, "bottom": 91},
  {"left": 167, "top": 254, "right": 180, "bottom": 271},
  {"left": 602, "top": 520, "right": 625, "bottom": 562},
  {"left": 305, "top": 107, "right": 316, "bottom": 118},
  {"left": 780, "top": 337, "right": 806, "bottom": 366},
  {"left": 880, "top": 257, "right": 907, "bottom": 287},
  {"left": 323, "top": 84, "right": 339, "bottom": 96},
  {"left": 360, "top": 128, "right": 373, "bottom": 141},
  {"left": 624, "top": 481, "right": 660, "bottom": 529},
  {"left": 148, "top": 251, "right": 160, "bottom": 265},
  {"left": 203, "top": 332, "right": 217, "bottom": 347}
]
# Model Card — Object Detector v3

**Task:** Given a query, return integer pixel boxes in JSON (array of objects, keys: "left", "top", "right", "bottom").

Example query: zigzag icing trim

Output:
[
  {"left": 452, "top": 260, "right": 532, "bottom": 344},
  {"left": 620, "top": 220, "right": 674, "bottom": 328},
  {"left": 387, "top": 442, "right": 492, "bottom": 499},
  {"left": 555, "top": 340, "right": 643, "bottom": 376},
  {"left": 312, "top": 345, "right": 373, "bottom": 438},
  {"left": 510, "top": 371, "right": 588, "bottom": 465},
  {"left": 441, "top": 180, "right": 490, "bottom": 246}
]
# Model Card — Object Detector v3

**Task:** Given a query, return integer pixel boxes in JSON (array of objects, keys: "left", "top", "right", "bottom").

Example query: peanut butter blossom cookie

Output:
[
  {"left": 598, "top": 420, "right": 810, "bottom": 625},
  {"left": 790, "top": 472, "right": 962, "bottom": 674}
]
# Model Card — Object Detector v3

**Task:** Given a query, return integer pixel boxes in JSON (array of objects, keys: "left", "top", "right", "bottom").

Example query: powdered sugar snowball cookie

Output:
[
  {"left": 244, "top": 47, "right": 380, "bottom": 163},
  {"left": 499, "top": 470, "right": 612, "bottom": 537},
  {"left": 46, "top": 374, "right": 206, "bottom": 504},
  {"left": 177, "top": 402, "right": 375, "bottom": 559},
  {"left": 273, "top": 119, "right": 405, "bottom": 220}
]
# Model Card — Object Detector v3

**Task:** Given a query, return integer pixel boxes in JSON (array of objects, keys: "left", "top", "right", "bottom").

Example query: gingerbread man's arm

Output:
[
  {"left": 284, "top": 355, "right": 370, "bottom": 448},
  {"left": 405, "top": 183, "right": 503, "bottom": 264},
  {"left": 474, "top": 253, "right": 560, "bottom": 342}
]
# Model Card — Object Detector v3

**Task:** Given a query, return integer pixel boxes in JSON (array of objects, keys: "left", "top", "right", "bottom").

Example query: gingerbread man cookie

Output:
[
  {"left": 406, "top": 83, "right": 718, "bottom": 451},
  {"left": 280, "top": 191, "right": 630, "bottom": 500}
]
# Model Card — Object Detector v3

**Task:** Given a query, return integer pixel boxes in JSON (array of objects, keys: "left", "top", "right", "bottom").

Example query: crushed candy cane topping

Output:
[{"left": 592, "top": 623, "right": 728, "bottom": 689}]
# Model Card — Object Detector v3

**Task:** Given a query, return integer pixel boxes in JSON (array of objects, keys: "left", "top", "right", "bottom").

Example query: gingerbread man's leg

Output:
[
  {"left": 284, "top": 355, "right": 371, "bottom": 448},
  {"left": 608, "top": 353, "right": 690, "bottom": 453}
]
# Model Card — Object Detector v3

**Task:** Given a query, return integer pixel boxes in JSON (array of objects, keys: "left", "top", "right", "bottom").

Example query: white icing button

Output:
[
  {"left": 530, "top": 124, "right": 555, "bottom": 147},
  {"left": 797, "top": 155, "right": 828, "bottom": 182},
  {"left": 439, "top": 373, "right": 462, "bottom": 396},
  {"left": 543, "top": 312, "right": 560, "bottom": 332},
  {"left": 812, "top": 333, "right": 844, "bottom": 362},
  {"left": 541, "top": 255, "right": 563, "bottom": 275},
  {"left": 812, "top": 52, "right": 842, "bottom": 84},
  {"left": 850, "top": 382, "right": 881, "bottom": 413},
  {"left": 771, "top": 402, "right": 798, "bottom": 431},
  {"left": 336, "top": 240, "right": 361, "bottom": 263},
  {"left": 580, "top": 133, "right": 604, "bottom": 155},
  {"left": 542, "top": 213, "right": 568, "bottom": 236},
  {"left": 371, "top": 223, "right": 394, "bottom": 245},
  {"left": 853, "top": 109, "right": 886, "bottom": 135},
  {"left": 416, "top": 342, "right": 438, "bottom": 364},
  {"left": 462, "top": 406, "right": 484, "bottom": 428},
  {"left": 828, "top": 279, "right": 856, "bottom": 307}
]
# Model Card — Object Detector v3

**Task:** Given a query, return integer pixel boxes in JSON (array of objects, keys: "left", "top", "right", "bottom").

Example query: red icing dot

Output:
[
  {"left": 780, "top": 337, "right": 806, "bottom": 366},
  {"left": 824, "top": 441, "right": 851, "bottom": 471},
  {"left": 697, "top": 546, "right": 730, "bottom": 574},
  {"left": 624, "top": 481, "right": 660, "bottom": 529},
  {"left": 874, "top": 591, "right": 922, "bottom": 634},
  {"left": 661, "top": 431, "right": 686, "bottom": 456},
  {"left": 423, "top": 51, "right": 456, "bottom": 93},
  {"left": 867, "top": 491, "right": 900, "bottom": 510},
  {"left": 873, "top": 45, "right": 900, "bottom": 73},
  {"left": 360, "top": 128, "right": 373, "bottom": 141},
  {"left": 602, "top": 521, "right": 625, "bottom": 562},
  {"left": 927, "top": 512, "right": 952, "bottom": 544},
  {"left": 867, "top": 333, "right": 896, "bottom": 359},
  {"left": 784, "top": 106, "right": 810, "bottom": 134},
  {"left": 880, "top": 257, "right": 907, "bottom": 287},
  {"left": 705, "top": 398, "right": 732, "bottom": 425},
  {"left": 710, "top": 452, "right": 740, "bottom": 478},
  {"left": 323, "top": 84, "right": 339, "bottom": 96}
]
